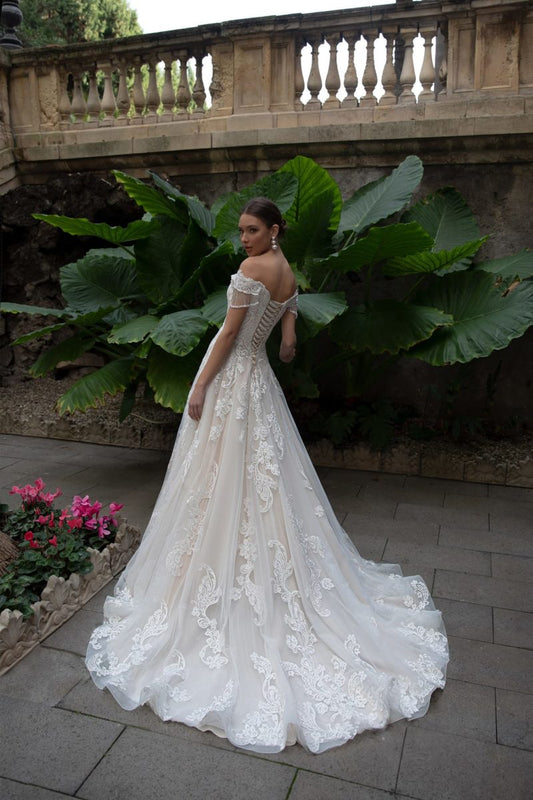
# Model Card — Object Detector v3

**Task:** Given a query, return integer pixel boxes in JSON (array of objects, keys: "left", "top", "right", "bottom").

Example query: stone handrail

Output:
[{"left": 0, "top": 0, "right": 531, "bottom": 187}]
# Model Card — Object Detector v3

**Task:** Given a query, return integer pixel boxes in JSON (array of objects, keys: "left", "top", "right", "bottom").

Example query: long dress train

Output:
[{"left": 86, "top": 270, "right": 449, "bottom": 755}]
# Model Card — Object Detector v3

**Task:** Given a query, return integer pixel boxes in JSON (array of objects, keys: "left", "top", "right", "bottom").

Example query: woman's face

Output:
[{"left": 238, "top": 213, "right": 277, "bottom": 257}]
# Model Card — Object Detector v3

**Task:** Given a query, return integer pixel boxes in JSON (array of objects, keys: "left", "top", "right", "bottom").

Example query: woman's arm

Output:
[
  {"left": 279, "top": 308, "right": 297, "bottom": 363},
  {"left": 187, "top": 305, "right": 248, "bottom": 420}
]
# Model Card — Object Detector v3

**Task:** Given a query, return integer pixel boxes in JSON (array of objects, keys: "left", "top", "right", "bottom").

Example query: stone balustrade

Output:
[{"left": 0, "top": 0, "right": 531, "bottom": 190}]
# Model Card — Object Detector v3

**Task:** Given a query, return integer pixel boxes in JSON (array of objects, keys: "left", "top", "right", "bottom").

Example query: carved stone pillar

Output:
[
  {"left": 323, "top": 33, "right": 341, "bottom": 108},
  {"left": 0, "top": 1, "right": 23, "bottom": 49},
  {"left": 359, "top": 30, "right": 378, "bottom": 107},
  {"left": 398, "top": 26, "right": 417, "bottom": 104}
]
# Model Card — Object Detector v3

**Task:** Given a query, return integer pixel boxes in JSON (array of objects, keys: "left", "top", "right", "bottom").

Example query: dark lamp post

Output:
[{"left": 0, "top": 1, "right": 23, "bottom": 49}]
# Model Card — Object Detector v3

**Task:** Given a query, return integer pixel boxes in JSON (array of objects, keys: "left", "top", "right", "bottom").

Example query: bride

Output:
[{"left": 86, "top": 197, "right": 448, "bottom": 755}]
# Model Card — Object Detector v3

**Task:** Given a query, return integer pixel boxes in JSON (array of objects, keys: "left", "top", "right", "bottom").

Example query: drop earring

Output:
[{"left": 271, "top": 235, "right": 278, "bottom": 250}]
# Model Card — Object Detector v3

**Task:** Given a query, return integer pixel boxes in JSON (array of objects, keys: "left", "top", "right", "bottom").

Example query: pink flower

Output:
[
  {"left": 36, "top": 514, "right": 49, "bottom": 525},
  {"left": 29, "top": 540, "right": 40, "bottom": 549},
  {"left": 109, "top": 502, "right": 124, "bottom": 515},
  {"left": 71, "top": 495, "right": 102, "bottom": 519},
  {"left": 48, "top": 535, "right": 58, "bottom": 547},
  {"left": 84, "top": 518, "right": 98, "bottom": 530},
  {"left": 24, "top": 531, "right": 34, "bottom": 541},
  {"left": 67, "top": 517, "right": 82, "bottom": 530},
  {"left": 58, "top": 508, "right": 70, "bottom": 528}
]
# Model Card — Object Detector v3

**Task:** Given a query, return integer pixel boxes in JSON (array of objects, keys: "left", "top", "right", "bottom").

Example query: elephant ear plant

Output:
[
  {"left": 1, "top": 156, "right": 533, "bottom": 437},
  {"left": 0, "top": 166, "right": 345, "bottom": 418}
]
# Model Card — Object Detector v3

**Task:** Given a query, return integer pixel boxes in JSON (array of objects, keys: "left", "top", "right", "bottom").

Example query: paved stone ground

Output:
[{"left": 0, "top": 433, "right": 532, "bottom": 800}]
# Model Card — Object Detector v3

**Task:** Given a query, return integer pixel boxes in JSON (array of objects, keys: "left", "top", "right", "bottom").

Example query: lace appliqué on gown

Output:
[{"left": 86, "top": 270, "right": 449, "bottom": 754}]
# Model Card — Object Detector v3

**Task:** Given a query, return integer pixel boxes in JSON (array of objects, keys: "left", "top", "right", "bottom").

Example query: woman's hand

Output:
[
  {"left": 188, "top": 383, "right": 206, "bottom": 421},
  {"left": 279, "top": 341, "right": 296, "bottom": 363}
]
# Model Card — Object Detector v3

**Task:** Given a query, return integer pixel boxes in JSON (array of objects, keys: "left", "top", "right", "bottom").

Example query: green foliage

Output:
[
  {"left": 2, "top": 155, "right": 532, "bottom": 451},
  {"left": 19, "top": 0, "right": 142, "bottom": 47}
]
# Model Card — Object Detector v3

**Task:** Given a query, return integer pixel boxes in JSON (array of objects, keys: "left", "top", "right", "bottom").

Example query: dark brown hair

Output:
[{"left": 241, "top": 197, "right": 287, "bottom": 237}]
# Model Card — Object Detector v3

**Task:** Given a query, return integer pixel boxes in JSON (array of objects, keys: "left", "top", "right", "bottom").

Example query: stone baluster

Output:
[
  {"left": 99, "top": 62, "right": 117, "bottom": 123},
  {"left": 294, "top": 38, "right": 305, "bottom": 109},
  {"left": 305, "top": 37, "right": 322, "bottom": 109},
  {"left": 70, "top": 71, "right": 87, "bottom": 122},
  {"left": 192, "top": 52, "right": 206, "bottom": 114},
  {"left": 144, "top": 59, "right": 160, "bottom": 119},
  {"left": 131, "top": 58, "right": 146, "bottom": 120},
  {"left": 342, "top": 33, "right": 358, "bottom": 108},
  {"left": 418, "top": 25, "right": 436, "bottom": 101},
  {"left": 323, "top": 33, "right": 341, "bottom": 108},
  {"left": 114, "top": 61, "right": 130, "bottom": 120},
  {"left": 380, "top": 27, "right": 398, "bottom": 105},
  {"left": 435, "top": 24, "right": 447, "bottom": 99},
  {"left": 176, "top": 50, "right": 191, "bottom": 114},
  {"left": 398, "top": 26, "right": 416, "bottom": 104},
  {"left": 85, "top": 67, "right": 100, "bottom": 122},
  {"left": 359, "top": 29, "right": 378, "bottom": 107},
  {"left": 158, "top": 54, "right": 176, "bottom": 120},
  {"left": 58, "top": 71, "right": 73, "bottom": 126}
]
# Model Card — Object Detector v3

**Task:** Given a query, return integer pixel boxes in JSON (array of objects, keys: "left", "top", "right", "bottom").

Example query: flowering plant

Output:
[{"left": 0, "top": 478, "right": 124, "bottom": 616}]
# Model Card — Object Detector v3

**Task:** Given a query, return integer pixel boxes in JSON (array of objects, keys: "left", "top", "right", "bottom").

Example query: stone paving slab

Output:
[
  {"left": 42, "top": 609, "right": 104, "bottom": 658},
  {"left": 397, "top": 726, "right": 533, "bottom": 800},
  {"left": 447, "top": 636, "right": 533, "bottom": 693},
  {"left": 58, "top": 676, "right": 237, "bottom": 753},
  {"left": 263, "top": 723, "right": 407, "bottom": 792},
  {"left": 444, "top": 492, "right": 533, "bottom": 519},
  {"left": 434, "top": 598, "right": 493, "bottom": 642},
  {"left": 410, "top": 678, "right": 496, "bottom": 742},
  {"left": 488, "top": 484, "right": 533, "bottom": 503},
  {"left": 383, "top": 538, "right": 491, "bottom": 576},
  {"left": 439, "top": 524, "right": 533, "bottom": 557},
  {"left": 0, "top": 695, "right": 124, "bottom": 795},
  {"left": 405, "top": 475, "right": 489, "bottom": 496},
  {"left": 343, "top": 514, "right": 440, "bottom": 545},
  {"left": 288, "top": 771, "right": 398, "bottom": 800},
  {"left": 0, "top": 778, "right": 73, "bottom": 800},
  {"left": 0, "top": 646, "right": 87, "bottom": 706},
  {"left": 496, "top": 689, "right": 533, "bottom": 750},
  {"left": 433, "top": 569, "right": 533, "bottom": 612},
  {"left": 76, "top": 727, "right": 296, "bottom": 800},
  {"left": 493, "top": 608, "right": 533, "bottom": 649},
  {"left": 395, "top": 502, "right": 489, "bottom": 530},
  {"left": 491, "top": 553, "right": 533, "bottom": 582}
]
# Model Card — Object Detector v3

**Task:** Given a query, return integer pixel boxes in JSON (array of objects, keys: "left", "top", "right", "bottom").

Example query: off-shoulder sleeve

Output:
[
  {"left": 286, "top": 293, "right": 298, "bottom": 317},
  {"left": 227, "top": 272, "right": 261, "bottom": 309}
]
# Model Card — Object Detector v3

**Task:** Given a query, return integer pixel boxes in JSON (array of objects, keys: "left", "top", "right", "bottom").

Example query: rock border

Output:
[{"left": 0, "top": 520, "right": 141, "bottom": 676}]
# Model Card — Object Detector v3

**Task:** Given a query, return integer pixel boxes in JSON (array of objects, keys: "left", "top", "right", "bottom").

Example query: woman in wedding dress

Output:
[{"left": 86, "top": 198, "right": 448, "bottom": 754}]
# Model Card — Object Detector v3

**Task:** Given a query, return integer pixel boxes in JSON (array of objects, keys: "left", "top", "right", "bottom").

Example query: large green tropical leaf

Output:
[
  {"left": 56, "top": 357, "right": 135, "bottom": 414},
  {"left": 384, "top": 239, "right": 487, "bottom": 276},
  {"left": 13, "top": 308, "right": 116, "bottom": 345},
  {"left": 201, "top": 287, "right": 228, "bottom": 327},
  {"left": 279, "top": 155, "right": 342, "bottom": 233},
  {"left": 403, "top": 187, "right": 479, "bottom": 251},
  {"left": 0, "top": 302, "right": 67, "bottom": 317},
  {"left": 330, "top": 300, "right": 453, "bottom": 354},
  {"left": 474, "top": 250, "right": 533, "bottom": 281},
  {"left": 149, "top": 172, "right": 215, "bottom": 236},
  {"left": 150, "top": 310, "right": 210, "bottom": 356},
  {"left": 316, "top": 223, "right": 433, "bottom": 275},
  {"left": 147, "top": 347, "right": 199, "bottom": 412},
  {"left": 108, "top": 315, "right": 159, "bottom": 344},
  {"left": 411, "top": 272, "right": 533, "bottom": 364},
  {"left": 214, "top": 173, "right": 298, "bottom": 247},
  {"left": 282, "top": 191, "right": 335, "bottom": 266},
  {"left": 176, "top": 241, "right": 235, "bottom": 305},
  {"left": 112, "top": 171, "right": 188, "bottom": 222},
  {"left": 60, "top": 254, "right": 141, "bottom": 313},
  {"left": 297, "top": 292, "right": 347, "bottom": 341},
  {"left": 338, "top": 156, "right": 423, "bottom": 235},
  {"left": 134, "top": 218, "right": 188, "bottom": 304},
  {"left": 29, "top": 333, "right": 96, "bottom": 377},
  {"left": 33, "top": 214, "right": 158, "bottom": 244}
]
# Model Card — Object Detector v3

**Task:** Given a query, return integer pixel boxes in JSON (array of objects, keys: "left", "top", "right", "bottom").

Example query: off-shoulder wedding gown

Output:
[{"left": 86, "top": 270, "right": 448, "bottom": 754}]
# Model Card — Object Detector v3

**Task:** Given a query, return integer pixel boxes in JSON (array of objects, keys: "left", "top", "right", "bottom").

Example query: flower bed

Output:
[{"left": 0, "top": 479, "right": 141, "bottom": 675}]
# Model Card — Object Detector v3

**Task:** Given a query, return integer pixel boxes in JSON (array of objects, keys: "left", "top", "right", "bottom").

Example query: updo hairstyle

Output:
[{"left": 241, "top": 197, "right": 287, "bottom": 238}]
